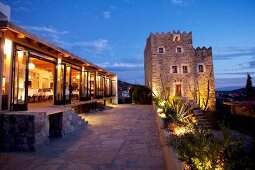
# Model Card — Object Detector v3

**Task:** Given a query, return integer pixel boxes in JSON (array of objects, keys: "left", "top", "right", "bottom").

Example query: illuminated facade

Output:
[
  {"left": 0, "top": 21, "right": 117, "bottom": 111},
  {"left": 144, "top": 31, "right": 215, "bottom": 109}
]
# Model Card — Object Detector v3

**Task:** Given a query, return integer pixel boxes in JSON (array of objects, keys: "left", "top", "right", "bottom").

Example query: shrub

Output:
[
  {"left": 170, "top": 125, "right": 253, "bottom": 170},
  {"left": 130, "top": 85, "right": 152, "bottom": 104}
]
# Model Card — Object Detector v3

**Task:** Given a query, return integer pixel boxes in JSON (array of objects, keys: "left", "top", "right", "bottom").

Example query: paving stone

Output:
[
  {"left": 0, "top": 105, "right": 167, "bottom": 170},
  {"left": 64, "top": 163, "right": 93, "bottom": 170}
]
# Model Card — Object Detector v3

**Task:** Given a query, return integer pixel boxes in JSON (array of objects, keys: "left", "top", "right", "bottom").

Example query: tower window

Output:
[
  {"left": 173, "top": 34, "right": 180, "bottom": 42},
  {"left": 198, "top": 64, "right": 204, "bottom": 73},
  {"left": 176, "top": 47, "right": 182, "bottom": 53},
  {"left": 172, "top": 66, "right": 178, "bottom": 73},
  {"left": 183, "top": 66, "right": 188, "bottom": 73},
  {"left": 158, "top": 47, "right": 164, "bottom": 54}
]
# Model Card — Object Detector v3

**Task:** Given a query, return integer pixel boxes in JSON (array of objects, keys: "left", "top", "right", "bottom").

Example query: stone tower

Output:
[{"left": 144, "top": 31, "right": 215, "bottom": 110}]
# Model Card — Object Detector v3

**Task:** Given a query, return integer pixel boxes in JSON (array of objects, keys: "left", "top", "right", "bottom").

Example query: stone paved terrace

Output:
[{"left": 0, "top": 104, "right": 167, "bottom": 170}]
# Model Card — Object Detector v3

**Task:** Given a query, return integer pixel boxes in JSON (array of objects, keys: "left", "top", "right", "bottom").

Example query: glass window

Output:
[
  {"left": 65, "top": 66, "right": 71, "bottom": 101},
  {"left": 172, "top": 66, "right": 178, "bottom": 73},
  {"left": 2, "top": 39, "right": 12, "bottom": 110},
  {"left": 80, "top": 69, "right": 91, "bottom": 100},
  {"left": 55, "top": 60, "right": 64, "bottom": 103},
  {"left": 96, "top": 75, "right": 104, "bottom": 98},
  {"left": 111, "top": 80, "right": 116, "bottom": 96},
  {"left": 198, "top": 64, "right": 204, "bottom": 73},
  {"left": 71, "top": 69, "right": 80, "bottom": 102},
  {"left": 158, "top": 47, "right": 164, "bottom": 54},
  {"left": 28, "top": 57, "right": 54, "bottom": 106},
  {"left": 12, "top": 50, "right": 27, "bottom": 107},
  {"left": 176, "top": 47, "right": 182, "bottom": 53},
  {"left": 183, "top": 66, "right": 188, "bottom": 73}
]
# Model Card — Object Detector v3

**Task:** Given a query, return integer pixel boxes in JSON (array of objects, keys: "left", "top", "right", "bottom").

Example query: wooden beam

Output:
[
  {"left": 37, "top": 42, "right": 46, "bottom": 48},
  {"left": 17, "top": 33, "right": 26, "bottom": 39}
]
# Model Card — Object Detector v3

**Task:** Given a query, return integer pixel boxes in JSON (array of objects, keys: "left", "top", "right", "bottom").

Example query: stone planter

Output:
[{"left": 153, "top": 104, "right": 182, "bottom": 170}]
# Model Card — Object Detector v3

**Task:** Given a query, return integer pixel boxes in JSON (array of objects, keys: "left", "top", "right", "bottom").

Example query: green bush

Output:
[{"left": 129, "top": 85, "right": 152, "bottom": 104}]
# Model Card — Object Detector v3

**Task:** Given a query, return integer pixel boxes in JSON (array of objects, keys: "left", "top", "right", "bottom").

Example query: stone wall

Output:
[
  {"left": 0, "top": 114, "right": 37, "bottom": 151},
  {"left": 62, "top": 108, "right": 85, "bottom": 135},
  {"left": 0, "top": 107, "right": 86, "bottom": 151},
  {"left": 144, "top": 31, "right": 215, "bottom": 109}
]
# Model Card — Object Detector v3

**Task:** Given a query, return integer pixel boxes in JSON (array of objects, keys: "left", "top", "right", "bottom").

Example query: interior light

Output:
[
  {"left": 29, "top": 63, "right": 35, "bottom": 70},
  {"left": 4, "top": 39, "right": 12, "bottom": 56},
  {"left": 76, "top": 75, "right": 80, "bottom": 79},
  {"left": 17, "top": 51, "right": 24, "bottom": 60},
  {"left": 2, "top": 76, "right": 6, "bottom": 87},
  {"left": 58, "top": 58, "right": 62, "bottom": 64}
]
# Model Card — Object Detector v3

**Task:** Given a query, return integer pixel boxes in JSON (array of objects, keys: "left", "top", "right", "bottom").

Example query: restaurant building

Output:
[
  {"left": 0, "top": 21, "right": 117, "bottom": 112},
  {"left": 0, "top": 2, "right": 117, "bottom": 151}
]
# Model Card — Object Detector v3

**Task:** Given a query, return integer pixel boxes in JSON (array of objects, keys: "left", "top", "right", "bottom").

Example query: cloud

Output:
[
  {"left": 171, "top": 0, "right": 184, "bottom": 5},
  {"left": 214, "top": 46, "right": 255, "bottom": 60},
  {"left": 215, "top": 77, "right": 247, "bottom": 88},
  {"left": 110, "top": 5, "right": 117, "bottom": 10},
  {"left": 97, "top": 62, "right": 143, "bottom": 68},
  {"left": 96, "top": 62, "right": 144, "bottom": 84},
  {"left": 13, "top": 6, "right": 29, "bottom": 12},
  {"left": 3, "top": 0, "right": 31, "bottom": 12},
  {"left": 124, "top": 0, "right": 135, "bottom": 4},
  {"left": 170, "top": 0, "right": 192, "bottom": 6},
  {"left": 55, "top": 39, "right": 112, "bottom": 55},
  {"left": 23, "top": 25, "right": 111, "bottom": 55},
  {"left": 216, "top": 72, "right": 255, "bottom": 76},
  {"left": 23, "top": 25, "right": 69, "bottom": 42},
  {"left": 24, "top": 25, "right": 69, "bottom": 35},
  {"left": 214, "top": 46, "right": 255, "bottom": 70},
  {"left": 102, "top": 11, "right": 111, "bottom": 19}
]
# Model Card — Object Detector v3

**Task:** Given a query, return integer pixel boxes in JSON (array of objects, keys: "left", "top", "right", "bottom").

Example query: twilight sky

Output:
[{"left": 2, "top": 0, "right": 255, "bottom": 89}]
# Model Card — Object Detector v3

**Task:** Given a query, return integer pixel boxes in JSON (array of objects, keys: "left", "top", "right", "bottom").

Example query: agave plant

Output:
[{"left": 168, "top": 97, "right": 191, "bottom": 123}]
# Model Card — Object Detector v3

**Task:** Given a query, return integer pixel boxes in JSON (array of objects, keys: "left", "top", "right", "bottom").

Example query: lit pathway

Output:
[{"left": 0, "top": 104, "right": 167, "bottom": 170}]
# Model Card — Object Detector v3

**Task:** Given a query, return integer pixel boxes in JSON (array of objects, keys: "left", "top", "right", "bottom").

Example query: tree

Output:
[{"left": 245, "top": 73, "right": 253, "bottom": 100}]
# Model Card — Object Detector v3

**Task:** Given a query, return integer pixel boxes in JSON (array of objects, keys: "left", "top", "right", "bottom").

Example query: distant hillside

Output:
[
  {"left": 118, "top": 80, "right": 136, "bottom": 91},
  {"left": 217, "top": 87, "right": 255, "bottom": 94},
  {"left": 216, "top": 86, "right": 243, "bottom": 91}
]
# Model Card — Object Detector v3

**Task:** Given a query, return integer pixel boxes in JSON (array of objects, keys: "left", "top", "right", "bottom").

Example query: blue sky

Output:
[{"left": 2, "top": 0, "right": 255, "bottom": 89}]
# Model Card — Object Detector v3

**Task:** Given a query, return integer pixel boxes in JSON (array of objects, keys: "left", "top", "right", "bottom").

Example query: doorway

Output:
[{"left": 175, "top": 84, "right": 182, "bottom": 97}]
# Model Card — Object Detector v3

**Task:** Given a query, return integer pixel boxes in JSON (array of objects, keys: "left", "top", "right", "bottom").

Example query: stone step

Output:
[
  {"left": 197, "top": 125, "right": 213, "bottom": 129},
  {"left": 196, "top": 122, "right": 211, "bottom": 126},
  {"left": 193, "top": 113, "right": 206, "bottom": 117},
  {"left": 195, "top": 118, "right": 208, "bottom": 121},
  {"left": 78, "top": 114, "right": 87, "bottom": 121}
]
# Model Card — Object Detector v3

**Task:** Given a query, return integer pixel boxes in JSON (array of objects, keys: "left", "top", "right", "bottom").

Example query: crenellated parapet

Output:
[
  {"left": 194, "top": 47, "right": 212, "bottom": 57},
  {"left": 148, "top": 30, "right": 193, "bottom": 46}
]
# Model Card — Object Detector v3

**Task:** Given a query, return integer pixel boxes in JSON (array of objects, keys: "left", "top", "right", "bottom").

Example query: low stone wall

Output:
[
  {"left": 35, "top": 113, "right": 49, "bottom": 148},
  {"left": 0, "top": 108, "right": 86, "bottom": 152},
  {"left": 62, "top": 108, "right": 86, "bottom": 135},
  {"left": 0, "top": 113, "right": 38, "bottom": 151}
]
